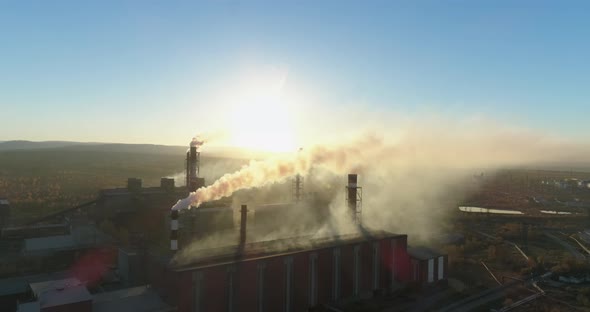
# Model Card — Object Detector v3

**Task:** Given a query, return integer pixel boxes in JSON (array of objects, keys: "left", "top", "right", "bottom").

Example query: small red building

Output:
[
  {"left": 408, "top": 246, "right": 448, "bottom": 289},
  {"left": 149, "top": 231, "right": 412, "bottom": 312}
]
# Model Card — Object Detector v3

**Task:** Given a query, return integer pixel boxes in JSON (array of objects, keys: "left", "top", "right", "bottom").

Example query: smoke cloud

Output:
[
  {"left": 172, "top": 124, "right": 590, "bottom": 211},
  {"left": 190, "top": 136, "right": 204, "bottom": 149},
  {"left": 170, "top": 119, "right": 590, "bottom": 252},
  {"left": 171, "top": 135, "right": 378, "bottom": 211}
]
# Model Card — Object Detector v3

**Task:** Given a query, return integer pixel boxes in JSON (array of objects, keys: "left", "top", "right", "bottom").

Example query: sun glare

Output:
[{"left": 228, "top": 69, "right": 297, "bottom": 153}]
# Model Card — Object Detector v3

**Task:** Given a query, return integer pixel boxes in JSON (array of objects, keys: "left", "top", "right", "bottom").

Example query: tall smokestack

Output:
[
  {"left": 293, "top": 147, "right": 304, "bottom": 203},
  {"left": 186, "top": 137, "right": 202, "bottom": 192},
  {"left": 170, "top": 210, "right": 179, "bottom": 251},
  {"left": 240, "top": 205, "right": 248, "bottom": 246},
  {"left": 187, "top": 146, "right": 200, "bottom": 192},
  {"left": 293, "top": 174, "right": 303, "bottom": 203},
  {"left": 186, "top": 150, "right": 190, "bottom": 189},
  {"left": 347, "top": 174, "right": 361, "bottom": 224}
]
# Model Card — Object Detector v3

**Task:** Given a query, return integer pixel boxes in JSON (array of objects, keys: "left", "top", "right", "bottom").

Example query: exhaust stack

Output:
[
  {"left": 240, "top": 205, "right": 248, "bottom": 246},
  {"left": 170, "top": 210, "right": 179, "bottom": 251},
  {"left": 346, "top": 174, "right": 362, "bottom": 224},
  {"left": 186, "top": 146, "right": 200, "bottom": 192}
]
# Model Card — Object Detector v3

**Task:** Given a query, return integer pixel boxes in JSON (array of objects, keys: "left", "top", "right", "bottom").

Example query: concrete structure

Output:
[
  {"left": 96, "top": 177, "right": 232, "bottom": 249},
  {"left": 23, "top": 278, "right": 92, "bottom": 312},
  {"left": 408, "top": 246, "right": 448, "bottom": 288},
  {"left": 22, "top": 225, "right": 108, "bottom": 256},
  {"left": 117, "top": 248, "right": 146, "bottom": 287},
  {"left": 0, "top": 271, "right": 71, "bottom": 311},
  {"left": 15, "top": 280, "right": 171, "bottom": 312},
  {"left": 149, "top": 231, "right": 411, "bottom": 312},
  {"left": 1, "top": 224, "right": 69, "bottom": 240}
]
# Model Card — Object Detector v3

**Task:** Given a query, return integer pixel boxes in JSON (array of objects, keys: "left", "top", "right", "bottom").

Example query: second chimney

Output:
[
  {"left": 240, "top": 205, "right": 248, "bottom": 246},
  {"left": 347, "top": 174, "right": 361, "bottom": 224}
]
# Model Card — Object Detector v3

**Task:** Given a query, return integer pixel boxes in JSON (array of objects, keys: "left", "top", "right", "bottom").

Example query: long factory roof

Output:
[{"left": 170, "top": 230, "right": 405, "bottom": 272}]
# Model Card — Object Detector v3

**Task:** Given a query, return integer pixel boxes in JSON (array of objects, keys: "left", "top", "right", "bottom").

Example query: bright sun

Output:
[{"left": 228, "top": 69, "right": 297, "bottom": 153}]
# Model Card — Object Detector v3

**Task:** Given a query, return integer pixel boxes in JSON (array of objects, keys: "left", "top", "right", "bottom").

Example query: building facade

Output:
[{"left": 149, "top": 232, "right": 413, "bottom": 312}]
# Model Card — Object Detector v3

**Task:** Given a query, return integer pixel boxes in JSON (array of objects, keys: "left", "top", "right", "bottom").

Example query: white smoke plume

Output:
[
  {"left": 190, "top": 136, "right": 205, "bottom": 149},
  {"left": 171, "top": 135, "right": 377, "bottom": 211},
  {"left": 171, "top": 126, "right": 590, "bottom": 212},
  {"left": 170, "top": 121, "right": 590, "bottom": 264}
]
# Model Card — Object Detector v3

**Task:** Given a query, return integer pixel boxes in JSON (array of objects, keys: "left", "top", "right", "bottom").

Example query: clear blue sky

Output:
[{"left": 1, "top": 1, "right": 589, "bottom": 147}]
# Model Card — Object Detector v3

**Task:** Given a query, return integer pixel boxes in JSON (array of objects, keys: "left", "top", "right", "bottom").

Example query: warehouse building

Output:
[
  {"left": 408, "top": 246, "right": 448, "bottom": 289},
  {"left": 149, "top": 230, "right": 412, "bottom": 312},
  {"left": 15, "top": 278, "right": 172, "bottom": 312},
  {"left": 147, "top": 173, "right": 448, "bottom": 311}
]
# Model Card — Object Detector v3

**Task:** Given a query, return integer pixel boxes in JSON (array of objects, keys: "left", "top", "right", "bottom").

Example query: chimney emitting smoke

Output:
[
  {"left": 186, "top": 140, "right": 201, "bottom": 192},
  {"left": 347, "top": 174, "right": 361, "bottom": 224}
]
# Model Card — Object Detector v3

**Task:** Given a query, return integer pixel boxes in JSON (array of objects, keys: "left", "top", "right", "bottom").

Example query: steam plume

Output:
[
  {"left": 171, "top": 135, "right": 380, "bottom": 210},
  {"left": 172, "top": 126, "right": 590, "bottom": 212},
  {"left": 190, "top": 136, "right": 205, "bottom": 149},
  {"left": 170, "top": 122, "right": 590, "bottom": 263}
]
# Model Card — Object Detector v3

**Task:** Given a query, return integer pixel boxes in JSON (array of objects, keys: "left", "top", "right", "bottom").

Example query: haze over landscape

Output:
[{"left": 3, "top": 2, "right": 590, "bottom": 312}]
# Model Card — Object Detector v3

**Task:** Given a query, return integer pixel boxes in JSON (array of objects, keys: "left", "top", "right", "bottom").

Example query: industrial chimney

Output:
[
  {"left": 292, "top": 148, "right": 304, "bottom": 203},
  {"left": 293, "top": 174, "right": 303, "bottom": 203},
  {"left": 240, "top": 205, "right": 248, "bottom": 246},
  {"left": 186, "top": 145, "right": 200, "bottom": 192},
  {"left": 170, "top": 210, "right": 179, "bottom": 251},
  {"left": 185, "top": 139, "right": 206, "bottom": 192},
  {"left": 346, "top": 174, "right": 362, "bottom": 224}
]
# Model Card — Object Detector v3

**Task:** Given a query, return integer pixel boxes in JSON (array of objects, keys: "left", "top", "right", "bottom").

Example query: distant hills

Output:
[
  {"left": 0, "top": 140, "right": 185, "bottom": 154},
  {"left": 0, "top": 140, "right": 271, "bottom": 159},
  {"left": 0, "top": 140, "right": 95, "bottom": 151}
]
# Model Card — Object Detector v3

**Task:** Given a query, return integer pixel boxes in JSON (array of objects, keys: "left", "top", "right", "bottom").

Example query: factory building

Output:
[
  {"left": 1, "top": 141, "right": 449, "bottom": 311},
  {"left": 94, "top": 140, "right": 224, "bottom": 243},
  {"left": 1, "top": 224, "right": 69, "bottom": 240},
  {"left": 149, "top": 230, "right": 411, "bottom": 312},
  {"left": 408, "top": 247, "right": 448, "bottom": 289},
  {"left": 147, "top": 174, "right": 447, "bottom": 311},
  {"left": 14, "top": 278, "right": 172, "bottom": 312}
]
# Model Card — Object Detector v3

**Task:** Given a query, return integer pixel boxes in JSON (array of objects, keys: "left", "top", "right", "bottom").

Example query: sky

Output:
[{"left": 1, "top": 1, "right": 589, "bottom": 150}]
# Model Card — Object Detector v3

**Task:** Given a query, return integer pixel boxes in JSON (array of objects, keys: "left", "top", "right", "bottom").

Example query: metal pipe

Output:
[
  {"left": 240, "top": 205, "right": 247, "bottom": 246},
  {"left": 481, "top": 261, "right": 502, "bottom": 285}
]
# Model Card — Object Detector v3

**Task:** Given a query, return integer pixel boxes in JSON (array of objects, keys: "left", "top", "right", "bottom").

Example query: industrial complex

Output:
[
  {"left": 0, "top": 140, "right": 448, "bottom": 311},
  {"left": 4, "top": 139, "right": 590, "bottom": 311}
]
